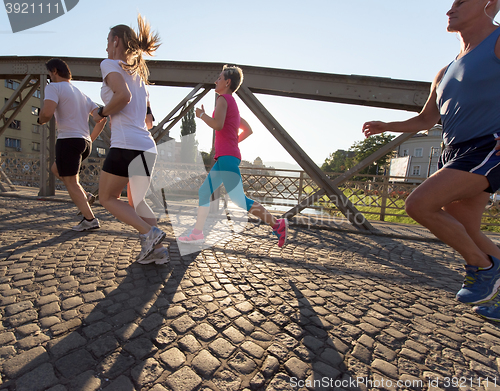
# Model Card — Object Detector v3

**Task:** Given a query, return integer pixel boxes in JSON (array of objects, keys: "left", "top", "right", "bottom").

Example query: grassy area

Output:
[
  {"left": 305, "top": 185, "right": 500, "bottom": 233},
  {"left": 353, "top": 205, "right": 416, "bottom": 225}
]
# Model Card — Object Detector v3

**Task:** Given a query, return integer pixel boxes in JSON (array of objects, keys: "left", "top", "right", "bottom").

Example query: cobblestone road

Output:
[{"left": 0, "top": 196, "right": 499, "bottom": 391}]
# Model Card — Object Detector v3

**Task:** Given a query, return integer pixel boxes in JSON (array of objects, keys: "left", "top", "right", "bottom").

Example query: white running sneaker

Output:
[
  {"left": 137, "top": 226, "right": 166, "bottom": 263},
  {"left": 137, "top": 247, "right": 170, "bottom": 265},
  {"left": 72, "top": 218, "right": 100, "bottom": 231}
]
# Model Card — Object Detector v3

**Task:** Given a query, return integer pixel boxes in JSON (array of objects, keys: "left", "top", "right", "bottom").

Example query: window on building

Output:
[
  {"left": 31, "top": 106, "right": 40, "bottom": 116},
  {"left": 412, "top": 165, "right": 421, "bottom": 176},
  {"left": 33, "top": 89, "right": 41, "bottom": 99},
  {"left": 402, "top": 149, "right": 409, "bottom": 157},
  {"left": 414, "top": 148, "right": 423, "bottom": 158},
  {"left": 4, "top": 98, "right": 19, "bottom": 108},
  {"left": 430, "top": 146, "right": 440, "bottom": 156},
  {"left": 5, "top": 80, "right": 20, "bottom": 90},
  {"left": 5, "top": 138, "right": 21, "bottom": 150},
  {"left": 8, "top": 119, "right": 21, "bottom": 130},
  {"left": 33, "top": 124, "right": 41, "bottom": 134},
  {"left": 32, "top": 142, "right": 40, "bottom": 151},
  {"left": 96, "top": 147, "right": 106, "bottom": 155}
]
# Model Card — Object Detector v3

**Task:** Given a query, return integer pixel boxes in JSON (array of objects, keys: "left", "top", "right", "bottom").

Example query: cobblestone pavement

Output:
[{"left": 1, "top": 196, "right": 500, "bottom": 391}]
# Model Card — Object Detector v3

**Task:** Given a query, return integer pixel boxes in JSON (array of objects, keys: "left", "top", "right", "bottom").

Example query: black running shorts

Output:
[
  {"left": 55, "top": 138, "right": 91, "bottom": 177},
  {"left": 438, "top": 134, "right": 500, "bottom": 193},
  {"left": 102, "top": 147, "right": 157, "bottom": 178}
]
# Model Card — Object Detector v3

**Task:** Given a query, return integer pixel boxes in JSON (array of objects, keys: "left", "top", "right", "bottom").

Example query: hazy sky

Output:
[{"left": 2, "top": 0, "right": 491, "bottom": 166}]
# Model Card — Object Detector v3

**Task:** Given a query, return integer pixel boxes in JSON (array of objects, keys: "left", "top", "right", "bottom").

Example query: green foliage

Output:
[
  {"left": 180, "top": 108, "right": 198, "bottom": 163},
  {"left": 348, "top": 133, "right": 395, "bottom": 175},
  {"left": 321, "top": 149, "right": 351, "bottom": 173},
  {"left": 180, "top": 108, "right": 196, "bottom": 136},
  {"left": 201, "top": 150, "right": 212, "bottom": 170},
  {"left": 322, "top": 134, "right": 395, "bottom": 176}
]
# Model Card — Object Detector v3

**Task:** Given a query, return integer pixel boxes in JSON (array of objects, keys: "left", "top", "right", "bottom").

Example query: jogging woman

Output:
[
  {"left": 179, "top": 65, "right": 288, "bottom": 248},
  {"left": 93, "top": 15, "right": 168, "bottom": 264}
]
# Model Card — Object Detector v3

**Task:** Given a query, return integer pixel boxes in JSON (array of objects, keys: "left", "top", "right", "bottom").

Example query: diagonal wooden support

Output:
[
  {"left": 152, "top": 84, "right": 211, "bottom": 143},
  {"left": 284, "top": 132, "right": 416, "bottom": 217},
  {"left": 0, "top": 165, "right": 16, "bottom": 192},
  {"left": 38, "top": 74, "right": 57, "bottom": 196},
  {"left": 284, "top": 189, "right": 326, "bottom": 220},
  {"left": 237, "top": 86, "right": 373, "bottom": 231},
  {"left": 89, "top": 116, "right": 112, "bottom": 146},
  {"left": 0, "top": 151, "right": 15, "bottom": 192},
  {"left": 0, "top": 75, "right": 40, "bottom": 137},
  {"left": 331, "top": 133, "right": 416, "bottom": 185}
]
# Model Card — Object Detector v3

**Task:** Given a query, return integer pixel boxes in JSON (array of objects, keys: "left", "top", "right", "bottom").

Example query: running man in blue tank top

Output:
[{"left": 363, "top": 0, "right": 500, "bottom": 322}]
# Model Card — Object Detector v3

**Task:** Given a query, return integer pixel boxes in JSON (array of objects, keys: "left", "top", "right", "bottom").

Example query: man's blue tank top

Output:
[{"left": 436, "top": 27, "right": 500, "bottom": 146}]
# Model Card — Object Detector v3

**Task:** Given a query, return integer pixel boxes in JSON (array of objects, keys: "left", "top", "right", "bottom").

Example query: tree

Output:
[
  {"left": 201, "top": 150, "right": 212, "bottom": 170},
  {"left": 180, "top": 107, "right": 196, "bottom": 137},
  {"left": 321, "top": 149, "right": 351, "bottom": 173},
  {"left": 180, "top": 108, "right": 198, "bottom": 163},
  {"left": 347, "top": 133, "right": 395, "bottom": 175}
]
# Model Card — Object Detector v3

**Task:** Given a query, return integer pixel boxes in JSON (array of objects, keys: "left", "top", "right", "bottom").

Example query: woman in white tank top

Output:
[{"left": 92, "top": 15, "right": 168, "bottom": 265}]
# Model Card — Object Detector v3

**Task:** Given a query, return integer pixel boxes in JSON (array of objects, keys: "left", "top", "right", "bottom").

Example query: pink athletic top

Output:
[{"left": 214, "top": 94, "right": 241, "bottom": 160}]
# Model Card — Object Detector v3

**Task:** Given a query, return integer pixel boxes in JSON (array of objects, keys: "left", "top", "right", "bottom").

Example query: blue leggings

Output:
[{"left": 199, "top": 155, "right": 255, "bottom": 211}]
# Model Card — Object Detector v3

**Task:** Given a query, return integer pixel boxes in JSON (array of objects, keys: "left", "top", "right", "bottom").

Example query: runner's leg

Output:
[{"left": 405, "top": 168, "right": 491, "bottom": 267}]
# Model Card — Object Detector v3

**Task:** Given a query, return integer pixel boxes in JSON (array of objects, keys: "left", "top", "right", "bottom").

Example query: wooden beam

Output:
[
  {"left": 237, "top": 86, "right": 374, "bottom": 231},
  {"left": 0, "top": 56, "right": 430, "bottom": 111}
]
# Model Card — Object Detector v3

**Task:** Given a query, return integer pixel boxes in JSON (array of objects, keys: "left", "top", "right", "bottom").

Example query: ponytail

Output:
[{"left": 110, "top": 14, "right": 161, "bottom": 84}]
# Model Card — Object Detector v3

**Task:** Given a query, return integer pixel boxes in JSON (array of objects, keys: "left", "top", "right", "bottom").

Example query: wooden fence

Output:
[{"left": 2, "top": 152, "right": 499, "bottom": 228}]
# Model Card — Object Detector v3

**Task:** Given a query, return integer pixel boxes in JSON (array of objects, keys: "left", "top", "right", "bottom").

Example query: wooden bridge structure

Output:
[{"left": 0, "top": 56, "right": 432, "bottom": 231}]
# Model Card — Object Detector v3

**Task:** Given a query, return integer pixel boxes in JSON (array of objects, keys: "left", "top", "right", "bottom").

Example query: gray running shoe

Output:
[
  {"left": 77, "top": 193, "right": 98, "bottom": 216},
  {"left": 137, "top": 247, "right": 170, "bottom": 265},
  {"left": 137, "top": 226, "right": 166, "bottom": 263},
  {"left": 72, "top": 218, "right": 100, "bottom": 231}
]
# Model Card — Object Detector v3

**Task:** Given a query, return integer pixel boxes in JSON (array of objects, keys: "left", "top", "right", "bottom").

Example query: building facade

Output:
[
  {"left": 391, "top": 124, "right": 442, "bottom": 179},
  {"left": 1, "top": 79, "right": 42, "bottom": 154}
]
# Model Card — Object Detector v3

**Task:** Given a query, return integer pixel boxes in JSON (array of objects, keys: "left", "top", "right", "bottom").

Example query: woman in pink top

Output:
[{"left": 179, "top": 65, "right": 288, "bottom": 247}]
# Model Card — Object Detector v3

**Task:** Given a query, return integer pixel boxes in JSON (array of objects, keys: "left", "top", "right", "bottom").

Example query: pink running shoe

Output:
[
  {"left": 178, "top": 231, "right": 205, "bottom": 245},
  {"left": 272, "top": 218, "right": 289, "bottom": 247}
]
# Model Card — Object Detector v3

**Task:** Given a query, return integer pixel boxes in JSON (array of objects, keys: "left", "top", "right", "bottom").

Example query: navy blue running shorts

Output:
[
  {"left": 55, "top": 137, "right": 91, "bottom": 177},
  {"left": 438, "top": 134, "right": 500, "bottom": 193},
  {"left": 102, "top": 147, "right": 156, "bottom": 178}
]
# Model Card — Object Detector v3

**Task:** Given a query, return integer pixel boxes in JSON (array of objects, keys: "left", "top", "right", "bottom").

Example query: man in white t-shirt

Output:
[{"left": 38, "top": 58, "right": 107, "bottom": 231}]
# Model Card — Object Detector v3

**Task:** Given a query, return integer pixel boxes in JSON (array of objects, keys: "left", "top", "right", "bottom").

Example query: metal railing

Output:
[{"left": 2, "top": 152, "right": 499, "bottom": 228}]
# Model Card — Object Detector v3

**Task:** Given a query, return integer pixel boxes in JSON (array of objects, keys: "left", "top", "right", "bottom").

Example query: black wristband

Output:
[
  {"left": 97, "top": 106, "right": 107, "bottom": 117},
  {"left": 147, "top": 106, "right": 155, "bottom": 122}
]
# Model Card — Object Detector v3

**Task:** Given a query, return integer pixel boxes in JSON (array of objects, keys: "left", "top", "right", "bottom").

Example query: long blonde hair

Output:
[{"left": 110, "top": 14, "right": 161, "bottom": 84}]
